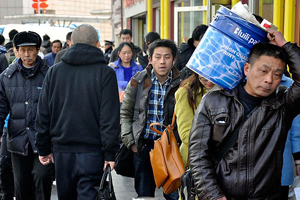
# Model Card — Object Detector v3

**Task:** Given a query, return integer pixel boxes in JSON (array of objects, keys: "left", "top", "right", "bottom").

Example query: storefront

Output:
[
  {"left": 171, "top": 0, "right": 299, "bottom": 45},
  {"left": 123, "top": 0, "right": 147, "bottom": 49}
]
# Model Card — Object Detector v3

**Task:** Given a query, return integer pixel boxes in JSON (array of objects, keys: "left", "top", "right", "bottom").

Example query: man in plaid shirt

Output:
[{"left": 121, "top": 39, "right": 182, "bottom": 199}]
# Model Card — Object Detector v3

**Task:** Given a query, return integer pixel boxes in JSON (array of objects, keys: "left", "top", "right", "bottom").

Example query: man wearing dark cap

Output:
[
  {"left": 103, "top": 40, "right": 114, "bottom": 64},
  {"left": 0, "top": 31, "right": 53, "bottom": 200}
]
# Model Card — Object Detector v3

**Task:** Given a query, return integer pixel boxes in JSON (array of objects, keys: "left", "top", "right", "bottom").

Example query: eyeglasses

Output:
[{"left": 199, "top": 77, "right": 209, "bottom": 82}]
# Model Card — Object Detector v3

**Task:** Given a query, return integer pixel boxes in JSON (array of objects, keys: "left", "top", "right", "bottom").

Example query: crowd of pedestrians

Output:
[{"left": 0, "top": 19, "right": 299, "bottom": 200}]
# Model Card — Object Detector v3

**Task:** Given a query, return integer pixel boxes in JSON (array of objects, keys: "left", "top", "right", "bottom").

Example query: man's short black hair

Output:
[
  {"left": 192, "top": 25, "right": 208, "bottom": 41},
  {"left": 9, "top": 29, "right": 18, "bottom": 41},
  {"left": 0, "top": 34, "right": 5, "bottom": 45},
  {"left": 148, "top": 39, "right": 177, "bottom": 61},
  {"left": 51, "top": 40, "right": 62, "bottom": 47},
  {"left": 66, "top": 32, "right": 72, "bottom": 41},
  {"left": 248, "top": 42, "right": 287, "bottom": 67},
  {"left": 145, "top": 32, "right": 161, "bottom": 44},
  {"left": 120, "top": 29, "right": 132, "bottom": 37}
]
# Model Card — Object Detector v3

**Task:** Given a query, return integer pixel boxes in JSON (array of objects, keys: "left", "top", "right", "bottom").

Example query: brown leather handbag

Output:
[{"left": 149, "top": 113, "right": 185, "bottom": 194}]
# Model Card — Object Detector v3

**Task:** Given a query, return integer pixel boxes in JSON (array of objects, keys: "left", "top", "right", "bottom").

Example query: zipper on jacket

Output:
[{"left": 233, "top": 96, "right": 245, "bottom": 197}]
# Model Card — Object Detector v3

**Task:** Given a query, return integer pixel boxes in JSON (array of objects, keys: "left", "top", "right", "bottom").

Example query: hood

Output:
[{"left": 61, "top": 43, "right": 106, "bottom": 66}]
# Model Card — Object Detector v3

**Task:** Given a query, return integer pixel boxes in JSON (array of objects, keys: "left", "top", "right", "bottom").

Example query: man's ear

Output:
[
  {"left": 148, "top": 56, "right": 152, "bottom": 64},
  {"left": 244, "top": 62, "right": 251, "bottom": 77},
  {"left": 173, "top": 57, "right": 177, "bottom": 65}
]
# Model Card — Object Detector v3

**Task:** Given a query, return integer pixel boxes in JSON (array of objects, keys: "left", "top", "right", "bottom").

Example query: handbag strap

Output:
[
  {"left": 149, "top": 112, "right": 176, "bottom": 135},
  {"left": 133, "top": 80, "right": 144, "bottom": 121},
  {"left": 212, "top": 105, "right": 259, "bottom": 165}
]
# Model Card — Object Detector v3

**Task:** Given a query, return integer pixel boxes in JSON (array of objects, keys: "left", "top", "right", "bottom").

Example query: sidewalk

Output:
[{"left": 51, "top": 170, "right": 165, "bottom": 200}]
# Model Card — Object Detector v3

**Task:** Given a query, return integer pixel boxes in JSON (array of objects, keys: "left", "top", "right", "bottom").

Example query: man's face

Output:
[
  {"left": 149, "top": 47, "right": 175, "bottom": 79},
  {"left": 244, "top": 55, "right": 285, "bottom": 98},
  {"left": 51, "top": 42, "right": 62, "bottom": 54},
  {"left": 104, "top": 44, "right": 112, "bottom": 51},
  {"left": 120, "top": 34, "right": 132, "bottom": 43},
  {"left": 18, "top": 46, "right": 39, "bottom": 67}
]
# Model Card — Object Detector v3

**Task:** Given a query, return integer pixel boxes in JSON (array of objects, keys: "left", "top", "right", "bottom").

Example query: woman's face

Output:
[
  {"left": 118, "top": 45, "right": 133, "bottom": 63},
  {"left": 199, "top": 76, "right": 215, "bottom": 90}
]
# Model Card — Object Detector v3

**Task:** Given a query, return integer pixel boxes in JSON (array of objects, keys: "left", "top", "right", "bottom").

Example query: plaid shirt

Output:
[{"left": 143, "top": 69, "right": 173, "bottom": 140}]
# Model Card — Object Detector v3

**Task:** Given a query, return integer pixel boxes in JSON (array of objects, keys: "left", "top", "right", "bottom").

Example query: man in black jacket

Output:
[
  {"left": 175, "top": 25, "right": 208, "bottom": 78},
  {"left": 0, "top": 31, "right": 52, "bottom": 200},
  {"left": 35, "top": 24, "right": 120, "bottom": 200},
  {"left": 109, "top": 29, "right": 142, "bottom": 63},
  {"left": 189, "top": 30, "right": 300, "bottom": 200}
]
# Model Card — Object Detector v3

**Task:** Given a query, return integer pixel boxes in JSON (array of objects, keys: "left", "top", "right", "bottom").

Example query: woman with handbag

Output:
[{"left": 175, "top": 73, "right": 218, "bottom": 200}]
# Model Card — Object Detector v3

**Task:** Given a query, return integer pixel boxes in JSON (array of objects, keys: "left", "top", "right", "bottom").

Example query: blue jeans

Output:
[
  {"left": 133, "top": 140, "right": 179, "bottom": 200},
  {"left": 54, "top": 152, "right": 104, "bottom": 200}
]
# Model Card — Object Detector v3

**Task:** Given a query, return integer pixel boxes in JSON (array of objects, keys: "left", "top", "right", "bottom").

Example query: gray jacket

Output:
[{"left": 120, "top": 65, "right": 182, "bottom": 151}]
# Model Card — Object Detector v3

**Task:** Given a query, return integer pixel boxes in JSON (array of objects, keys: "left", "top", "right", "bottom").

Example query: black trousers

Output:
[
  {"left": 0, "top": 131, "right": 14, "bottom": 200},
  {"left": 11, "top": 145, "right": 53, "bottom": 200},
  {"left": 54, "top": 152, "right": 104, "bottom": 200}
]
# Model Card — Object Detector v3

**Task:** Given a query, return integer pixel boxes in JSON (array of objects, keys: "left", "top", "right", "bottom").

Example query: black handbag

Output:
[
  {"left": 114, "top": 143, "right": 135, "bottom": 178},
  {"left": 96, "top": 165, "right": 116, "bottom": 200},
  {"left": 180, "top": 169, "right": 196, "bottom": 200}
]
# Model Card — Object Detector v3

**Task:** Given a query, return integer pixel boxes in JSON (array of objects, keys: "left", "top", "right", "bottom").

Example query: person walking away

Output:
[
  {"left": 0, "top": 31, "right": 52, "bottom": 200},
  {"left": 35, "top": 24, "right": 120, "bottom": 200},
  {"left": 121, "top": 39, "right": 182, "bottom": 199},
  {"left": 109, "top": 29, "right": 142, "bottom": 63},
  {"left": 189, "top": 30, "right": 300, "bottom": 200},
  {"left": 174, "top": 25, "right": 208, "bottom": 71}
]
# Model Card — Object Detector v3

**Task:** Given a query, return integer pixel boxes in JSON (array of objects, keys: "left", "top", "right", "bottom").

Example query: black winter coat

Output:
[
  {"left": 174, "top": 38, "right": 196, "bottom": 71},
  {"left": 0, "top": 56, "right": 48, "bottom": 155},
  {"left": 35, "top": 43, "right": 120, "bottom": 161},
  {"left": 189, "top": 43, "right": 300, "bottom": 200}
]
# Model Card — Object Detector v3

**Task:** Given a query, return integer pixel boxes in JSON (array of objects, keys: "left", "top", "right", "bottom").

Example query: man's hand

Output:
[
  {"left": 39, "top": 154, "right": 54, "bottom": 165},
  {"left": 104, "top": 161, "right": 115, "bottom": 171},
  {"left": 217, "top": 197, "right": 227, "bottom": 200},
  {"left": 267, "top": 29, "right": 287, "bottom": 47},
  {"left": 131, "top": 144, "right": 138, "bottom": 153}
]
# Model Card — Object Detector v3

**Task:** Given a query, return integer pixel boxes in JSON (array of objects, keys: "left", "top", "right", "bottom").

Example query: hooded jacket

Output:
[
  {"left": 189, "top": 42, "right": 300, "bottom": 200},
  {"left": 35, "top": 43, "right": 120, "bottom": 161},
  {"left": 0, "top": 56, "right": 48, "bottom": 155}
]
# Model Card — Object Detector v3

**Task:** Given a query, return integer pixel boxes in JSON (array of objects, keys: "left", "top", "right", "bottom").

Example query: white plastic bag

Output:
[{"left": 289, "top": 176, "right": 300, "bottom": 200}]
